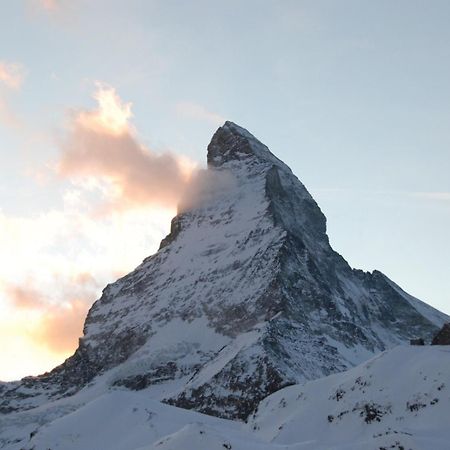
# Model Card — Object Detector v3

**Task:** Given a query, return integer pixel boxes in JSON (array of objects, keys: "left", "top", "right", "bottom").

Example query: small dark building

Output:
[
  {"left": 431, "top": 323, "right": 450, "bottom": 345},
  {"left": 410, "top": 338, "right": 425, "bottom": 346}
]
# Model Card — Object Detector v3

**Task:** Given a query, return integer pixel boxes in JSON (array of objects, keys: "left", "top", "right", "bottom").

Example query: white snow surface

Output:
[
  {"left": 250, "top": 345, "right": 450, "bottom": 450},
  {"left": 1, "top": 345, "right": 449, "bottom": 449}
]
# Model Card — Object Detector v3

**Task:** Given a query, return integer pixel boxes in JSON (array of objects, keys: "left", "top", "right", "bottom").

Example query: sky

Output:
[{"left": 0, "top": 0, "right": 449, "bottom": 381}]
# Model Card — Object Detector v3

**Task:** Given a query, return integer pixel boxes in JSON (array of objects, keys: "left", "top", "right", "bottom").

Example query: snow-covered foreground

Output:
[
  {"left": 1, "top": 345, "right": 449, "bottom": 450},
  {"left": 1, "top": 388, "right": 293, "bottom": 450},
  {"left": 251, "top": 345, "right": 450, "bottom": 450}
]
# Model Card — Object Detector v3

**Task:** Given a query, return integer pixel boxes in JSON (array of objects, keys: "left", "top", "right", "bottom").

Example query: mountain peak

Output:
[
  {"left": 207, "top": 121, "right": 283, "bottom": 168},
  {"left": 1, "top": 122, "right": 447, "bottom": 424}
]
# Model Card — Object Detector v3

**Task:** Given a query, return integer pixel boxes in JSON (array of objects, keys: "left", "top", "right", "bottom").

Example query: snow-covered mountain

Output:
[
  {"left": 2, "top": 346, "right": 449, "bottom": 450},
  {"left": 0, "top": 122, "right": 448, "bottom": 444}
]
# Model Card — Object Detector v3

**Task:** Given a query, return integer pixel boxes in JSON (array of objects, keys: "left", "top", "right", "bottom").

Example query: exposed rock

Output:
[{"left": 432, "top": 323, "right": 450, "bottom": 345}]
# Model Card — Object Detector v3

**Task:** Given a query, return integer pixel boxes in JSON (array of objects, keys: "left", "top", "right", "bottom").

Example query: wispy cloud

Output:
[
  {"left": 3, "top": 279, "right": 93, "bottom": 353},
  {"left": 0, "top": 61, "right": 26, "bottom": 130},
  {"left": 0, "top": 61, "right": 25, "bottom": 90},
  {"left": 0, "top": 97, "right": 23, "bottom": 129},
  {"left": 28, "top": 0, "right": 76, "bottom": 24},
  {"left": 58, "top": 84, "right": 196, "bottom": 213},
  {"left": 4, "top": 284, "right": 45, "bottom": 310},
  {"left": 176, "top": 101, "right": 225, "bottom": 126},
  {"left": 38, "top": 0, "right": 60, "bottom": 10}
]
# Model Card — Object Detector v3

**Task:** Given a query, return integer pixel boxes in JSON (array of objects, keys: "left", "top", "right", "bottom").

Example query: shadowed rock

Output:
[{"left": 432, "top": 323, "right": 450, "bottom": 345}]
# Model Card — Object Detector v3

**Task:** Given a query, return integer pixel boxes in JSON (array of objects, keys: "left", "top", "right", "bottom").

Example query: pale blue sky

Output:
[{"left": 1, "top": 0, "right": 449, "bottom": 323}]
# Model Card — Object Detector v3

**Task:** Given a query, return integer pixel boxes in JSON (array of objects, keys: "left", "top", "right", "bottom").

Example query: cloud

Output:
[
  {"left": 4, "top": 284, "right": 45, "bottom": 310},
  {"left": 0, "top": 61, "right": 25, "bottom": 90},
  {"left": 35, "top": 299, "right": 89, "bottom": 353},
  {"left": 58, "top": 84, "right": 196, "bottom": 212},
  {"left": 4, "top": 271, "right": 99, "bottom": 311},
  {"left": 2, "top": 279, "right": 92, "bottom": 354},
  {"left": 0, "top": 97, "right": 23, "bottom": 129},
  {"left": 38, "top": 0, "right": 60, "bottom": 10},
  {"left": 30, "top": 0, "right": 64, "bottom": 13},
  {"left": 0, "top": 61, "right": 26, "bottom": 130},
  {"left": 176, "top": 101, "right": 225, "bottom": 126},
  {"left": 76, "top": 84, "right": 133, "bottom": 136}
]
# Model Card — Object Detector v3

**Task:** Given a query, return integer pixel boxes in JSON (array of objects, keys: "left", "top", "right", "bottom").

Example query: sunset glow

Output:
[{"left": 0, "top": 205, "right": 174, "bottom": 381}]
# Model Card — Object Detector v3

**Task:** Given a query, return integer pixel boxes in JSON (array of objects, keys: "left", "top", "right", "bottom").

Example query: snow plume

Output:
[
  {"left": 178, "top": 168, "right": 236, "bottom": 213},
  {"left": 58, "top": 84, "right": 195, "bottom": 213}
]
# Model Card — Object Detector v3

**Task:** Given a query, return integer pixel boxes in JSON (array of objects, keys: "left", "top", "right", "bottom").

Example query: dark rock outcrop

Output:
[{"left": 432, "top": 323, "right": 450, "bottom": 345}]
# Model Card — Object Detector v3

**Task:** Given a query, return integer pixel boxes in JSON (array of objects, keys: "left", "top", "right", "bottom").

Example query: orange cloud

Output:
[
  {"left": 74, "top": 271, "right": 98, "bottom": 286},
  {"left": 58, "top": 84, "right": 196, "bottom": 211},
  {"left": 35, "top": 299, "right": 88, "bottom": 353},
  {"left": 0, "top": 61, "right": 25, "bottom": 90},
  {"left": 4, "top": 284, "right": 45, "bottom": 310},
  {"left": 76, "top": 84, "right": 133, "bottom": 136},
  {"left": 3, "top": 277, "right": 93, "bottom": 354}
]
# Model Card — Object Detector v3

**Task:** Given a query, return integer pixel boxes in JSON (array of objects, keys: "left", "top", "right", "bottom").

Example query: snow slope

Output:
[
  {"left": 2, "top": 346, "right": 449, "bottom": 450},
  {"left": 250, "top": 345, "right": 450, "bottom": 450}
]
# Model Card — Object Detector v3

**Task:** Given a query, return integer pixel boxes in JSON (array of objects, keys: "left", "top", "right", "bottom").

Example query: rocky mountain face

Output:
[
  {"left": 432, "top": 323, "right": 450, "bottom": 345},
  {"left": 0, "top": 122, "right": 447, "bottom": 421}
]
